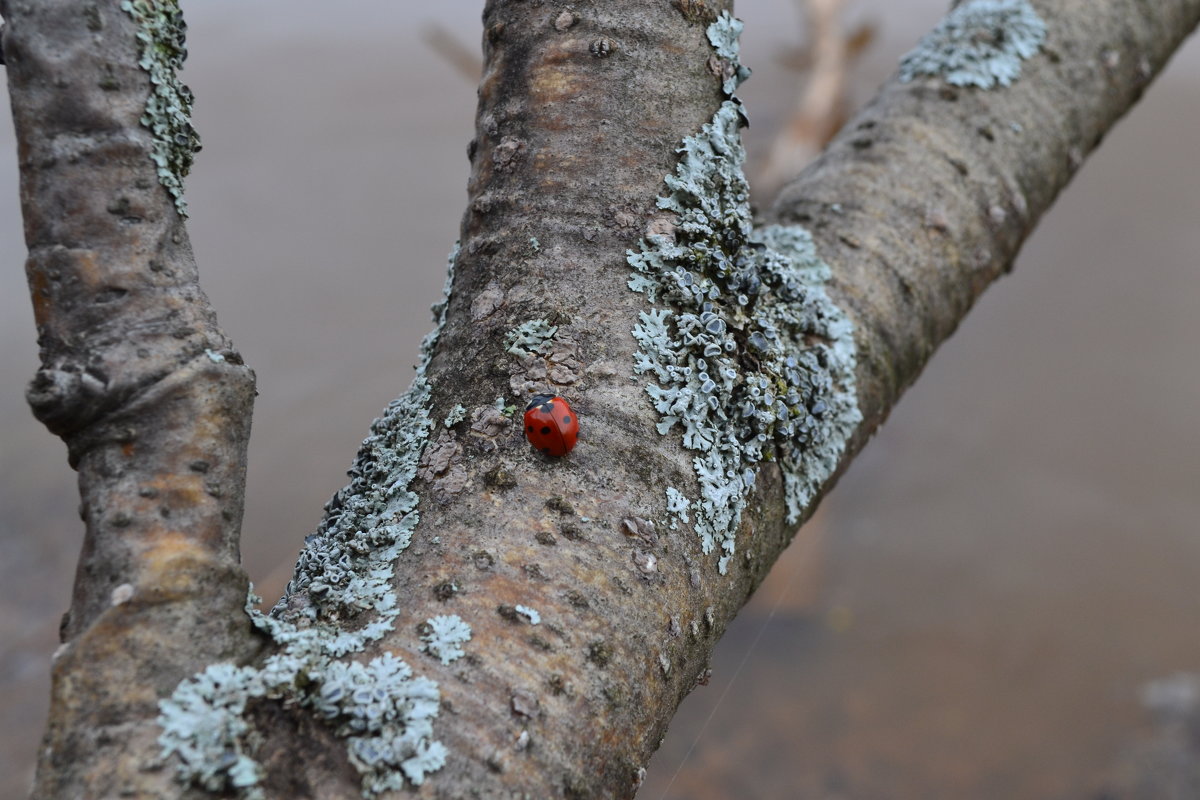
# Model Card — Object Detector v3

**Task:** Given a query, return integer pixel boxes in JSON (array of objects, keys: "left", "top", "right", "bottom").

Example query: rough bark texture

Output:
[
  {"left": 2, "top": 1, "right": 259, "bottom": 797},
  {"left": 5, "top": 0, "right": 1200, "bottom": 798},
  {"left": 399, "top": 2, "right": 743, "bottom": 794}
]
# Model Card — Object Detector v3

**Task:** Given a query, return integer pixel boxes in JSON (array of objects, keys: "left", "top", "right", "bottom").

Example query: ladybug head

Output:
[{"left": 526, "top": 393, "right": 556, "bottom": 411}]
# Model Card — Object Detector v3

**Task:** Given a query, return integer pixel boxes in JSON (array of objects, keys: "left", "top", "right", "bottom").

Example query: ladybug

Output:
[{"left": 524, "top": 394, "right": 578, "bottom": 457}]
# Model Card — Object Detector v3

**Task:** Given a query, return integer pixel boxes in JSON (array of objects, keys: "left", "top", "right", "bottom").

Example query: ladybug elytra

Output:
[{"left": 524, "top": 394, "right": 578, "bottom": 457}]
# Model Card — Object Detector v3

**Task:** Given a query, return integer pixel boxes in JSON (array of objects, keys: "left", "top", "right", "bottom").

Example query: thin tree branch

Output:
[
  {"left": 421, "top": 24, "right": 482, "bottom": 83},
  {"left": 757, "top": 0, "right": 857, "bottom": 198},
  {"left": 3, "top": 2, "right": 259, "bottom": 796},
  {"left": 771, "top": 0, "right": 1200, "bottom": 452}
]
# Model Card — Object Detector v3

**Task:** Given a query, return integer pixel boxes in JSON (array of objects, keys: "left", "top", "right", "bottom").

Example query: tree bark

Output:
[
  {"left": 4, "top": 0, "right": 1198, "bottom": 798},
  {"left": 2, "top": 1, "right": 259, "bottom": 797}
]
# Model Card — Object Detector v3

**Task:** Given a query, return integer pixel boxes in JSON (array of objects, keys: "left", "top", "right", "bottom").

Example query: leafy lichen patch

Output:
[
  {"left": 628, "top": 12, "right": 860, "bottom": 573},
  {"left": 505, "top": 318, "right": 584, "bottom": 395},
  {"left": 157, "top": 664, "right": 267, "bottom": 798},
  {"left": 313, "top": 653, "right": 448, "bottom": 792},
  {"left": 665, "top": 486, "right": 691, "bottom": 529},
  {"left": 158, "top": 246, "right": 462, "bottom": 797},
  {"left": 443, "top": 403, "right": 468, "bottom": 428},
  {"left": 505, "top": 319, "right": 558, "bottom": 357},
  {"left": 514, "top": 604, "right": 542, "bottom": 625},
  {"left": 705, "top": 12, "right": 753, "bottom": 95},
  {"left": 120, "top": 0, "right": 201, "bottom": 216},
  {"left": 898, "top": 0, "right": 1047, "bottom": 89},
  {"left": 421, "top": 615, "right": 472, "bottom": 665}
]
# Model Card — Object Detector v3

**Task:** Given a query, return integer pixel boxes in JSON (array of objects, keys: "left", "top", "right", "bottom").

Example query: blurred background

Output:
[{"left": 2, "top": 2, "right": 1198, "bottom": 797}]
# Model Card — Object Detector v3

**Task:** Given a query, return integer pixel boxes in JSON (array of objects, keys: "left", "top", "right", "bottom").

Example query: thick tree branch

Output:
[{"left": 6, "top": 0, "right": 1199, "bottom": 798}]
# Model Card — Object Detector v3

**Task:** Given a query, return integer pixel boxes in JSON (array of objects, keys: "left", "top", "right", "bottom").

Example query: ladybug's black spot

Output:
[
  {"left": 541, "top": 403, "right": 554, "bottom": 413},
  {"left": 562, "top": 415, "right": 571, "bottom": 424},
  {"left": 541, "top": 426, "right": 552, "bottom": 435},
  {"left": 541, "top": 447, "right": 551, "bottom": 454},
  {"left": 527, "top": 425, "right": 534, "bottom": 432}
]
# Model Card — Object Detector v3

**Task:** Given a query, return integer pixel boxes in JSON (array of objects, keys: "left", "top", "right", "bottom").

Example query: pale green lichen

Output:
[
  {"left": 121, "top": 0, "right": 201, "bottom": 216},
  {"left": 505, "top": 318, "right": 558, "bottom": 357},
  {"left": 157, "top": 664, "right": 267, "bottom": 800},
  {"left": 159, "top": 246, "right": 462, "bottom": 798},
  {"left": 313, "top": 653, "right": 447, "bottom": 792},
  {"left": 629, "top": 12, "right": 860, "bottom": 573},
  {"left": 706, "top": 12, "right": 753, "bottom": 94},
  {"left": 514, "top": 604, "right": 541, "bottom": 625},
  {"left": 421, "top": 615, "right": 472, "bottom": 665},
  {"left": 898, "top": 0, "right": 1046, "bottom": 89},
  {"left": 665, "top": 486, "right": 691, "bottom": 529},
  {"left": 493, "top": 395, "right": 518, "bottom": 417},
  {"left": 443, "top": 403, "right": 467, "bottom": 427}
]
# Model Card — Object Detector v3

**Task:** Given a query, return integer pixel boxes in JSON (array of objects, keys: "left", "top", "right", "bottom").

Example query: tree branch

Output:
[
  {"left": 7, "top": 0, "right": 1199, "bottom": 798},
  {"left": 773, "top": 0, "right": 1200, "bottom": 448},
  {"left": 2, "top": 2, "right": 259, "bottom": 796},
  {"left": 756, "top": 0, "right": 857, "bottom": 198}
]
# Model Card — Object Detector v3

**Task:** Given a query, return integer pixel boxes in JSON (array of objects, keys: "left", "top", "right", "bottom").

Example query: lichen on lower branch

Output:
[
  {"left": 628, "top": 12, "right": 861, "bottom": 573},
  {"left": 158, "top": 246, "right": 468, "bottom": 797}
]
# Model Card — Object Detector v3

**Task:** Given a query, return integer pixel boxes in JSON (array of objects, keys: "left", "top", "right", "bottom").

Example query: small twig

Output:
[
  {"left": 421, "top": 24, "right": 481, "bottom": 83},
  {"left": 756, "top": 0, "right": 875, "bottom": 200}
]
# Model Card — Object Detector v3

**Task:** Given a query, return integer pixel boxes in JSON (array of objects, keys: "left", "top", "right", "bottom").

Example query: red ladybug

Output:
[{"left": 524, "top": 394, "right": 578, "bottom": 457}]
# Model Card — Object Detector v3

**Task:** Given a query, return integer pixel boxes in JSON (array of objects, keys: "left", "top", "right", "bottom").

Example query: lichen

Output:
[
  {"left": 629, "top": 12, "right": 860, "bottom": 573},
  {"left": 121, "top": 0, "right": 201, "bottom": 216},
  {"left": 490, "top": 395, "right": 518, "bottom": 418},
  {"left": 665, "top": 487, "right": 691, "bottom": 529},
  {"left": 898, "top": 0, "right": 1047, "bottom": 89},
  {"left": 505, "top": 318, "right": 558, "bottom": 357},
  {"left": 443, "top": 403, "right": 467, "bottom": 428},
  {"left": 157, "top": 664, "right": 267, "bottom": 800},
  {"left": 514, "top": 604, "right": 541, "bottom": 625},
  {"left": 159, "top": 245, "right": 462, "bottom": 797},
  {"left": 421, "top": 615, "right": 472, "bottom": 665},
  {"left": 313, "top": 653, "right": 447, "bottom": 792},
  {"left": 706, "top": 12, "right": 753, "bottom": 95}
]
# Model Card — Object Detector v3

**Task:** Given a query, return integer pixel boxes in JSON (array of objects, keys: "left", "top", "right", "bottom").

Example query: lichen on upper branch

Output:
[
  {"left": 628, "top": 11, "right": 860, "bottom": 573},
  {"left": 898, "top": 0, "right": 1047, "bottom": 89}
]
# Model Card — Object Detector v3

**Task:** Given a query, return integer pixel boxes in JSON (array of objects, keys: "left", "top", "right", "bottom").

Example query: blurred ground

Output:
[{"left": 2, "top": 2, "right": 1198, "bottom": 798}]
